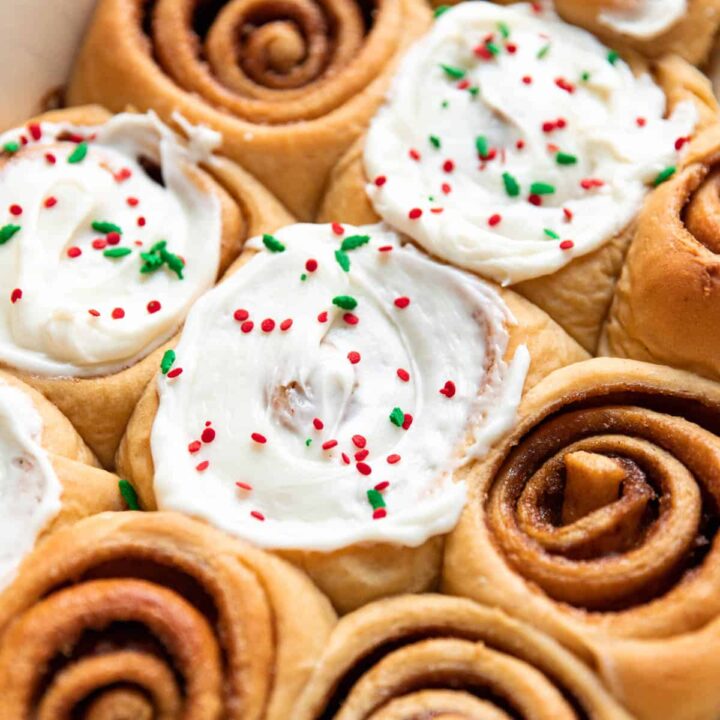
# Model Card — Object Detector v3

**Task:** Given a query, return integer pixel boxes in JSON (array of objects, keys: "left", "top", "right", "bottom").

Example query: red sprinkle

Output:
[
  {"left": 9, "top": 204, "right": 22, "bottom": 216},
  {"left": 45, "top": 153, "right": 56, "bottom": 165},
  {"left": 378, "top": 245, "right": 394, "bottom": 252},
  {"left": 67, "top": 246, "right": 82, "bottom": 259},
  {"left": 111, "top": 307, "right": 125, "bottom": 319},
  {"left": 188, "top": 441, "right": 202, "bottom": 453},
  {"left": 196, "top": 460, "right": 209, "bottom": 472},
  {"left": 375, "top": 481, "right": 390, "bottom": 492},
  {"left": 236, "top": 482, "right": 253, "bottom": 491},
  {"left": 408, "top": 208, "right": 423, "bottom": 220},
  {"left": 10, "top": 288, "right": 22, "bottom": 304},
  {"left": 348, "top": 351, "right": 361, "bottom": 364},
  {"left": 559, "top": 239, "right": 575, "bottom": 250},
  {"left": 280, "top": 318, "right": 293, "bottom": 331},
  {"left": 106, "top": 231, "right": 121, "bottom": 246},
  {"left": 528, "top": 194, "right": 542, "bottom": 206},
  {"left": 443, "top": 159, "right": 455, "bottom": 173},
  {"left": 147, "top": 300, "right": 161, "bottom": 314},
  {"left": 394, "top": 296, "right": 410, "bottom": 309},
  {"left": 555, "top": 77, "right": 575, "bottom": 93},
  {"left": 167, "top": 367, "right": 183, "bottom": 379},
  {"left": 115, "top": 168, "right": 132, "bottom": 182},
  {"left": 43, "top": 196, "right": 57, "bottom": 208},
  {"left": 439, "top": 380, "right": 456, "bottom": 398},
  {"left": 356, "top": 462, "right": 372, "bottom": 476},
  {"left": 516, "top": 140, "right": 525, "bottom": 150},
  {"left": 251, "top": 432, "right": 267, "bottom": 444},
  {"left": 234, "top": 308, "right": 249, "bottom": 322},
  {"left": 28, "top": 123, "right": 41, "bottom": 141},
  {"left": 557, "top": 118, "right": 567, "bottom": 129},
  {"left": 374, "top": 175, "right": 387, "bottom": 187},
  {"left": 322, "top": 439, "right": 338, "bottom": 450},
  {"left": 241, "top": 320, "right": 254, "bottom": 334},
  {"left": 250, "top": 510, "right": 265, "bottom": 521},
  {"left": 373, "top": 508, "right": 387, "bottom": 520},
  {"left": 126, "top": 196, "right": 139, "bottom": 207},
  {"left": 343, "top": 312, "right": 359, "bottom": 325},
  {"left": 523, "top": 75, "right": 533, "bottom": 85},
  {"left": 92, "top": 238, "right": 108, "bottom": 250},
  {"left": 402, "top": 414, "right": 414, "bottom": 430},
  {"left": 563, "top": 208, "right": 574, "bottom": 222},
  {"left": 488, "top": 213, "right": 502, "bottom": 227},
  {"left": 457, "top": 79, "right": 470, "bottom": 90},
  {"left": 341, "top": 452, "right": 351, "bottom": 465},
  {"left": 331, "top": 222, "right": 344, "bottom": 236},
  {"left": 201, "top": 427, "right": 216, "bottom": 443},
  {"left": 387, "top": 454, "right": 401, "bottom": 464},
  {"left": 636, "top": 117, "right": 647, "bottom": 127},
  {"left": 474, "top": 44, "right": 493, "bottom": 60},
  {"left": 506, "top": 42, "right": 517, "bottom": 54},
  {"left": 355, "top": 449, "right": 369, "bottom": 462},
  {"left": 261, "top": 318, "right": 275, "bottom": 333},
  {"left": 318, "top": 311, "right": 328, "bottom": 323},
  {"left": 352, "top": 435, "right": 367, "bottom": 449},
  {"left": 675, "top": 136, "right": 690, "bottom": 151},
  {"left": 409, "top": 149, "right": 421, "bottom": 161},
  {"left": 580, "top": 178, "right": 604, "bottom": 190},
  {"left": 137, "top": 216, "right": 146, "bottom": 227},
  {"left": 397, "top": 368, "right": 410, "bottom": 382},
  {"left": 441, "top": 182, "right": 452, "bottom": 194},
  {"left": 305, "top": 258, "right": 318, "bottom": 272},
  {"left": 88, "top": 309, "right": 100, "bottom": 317},
  {"left": 313, "top": 418, "right": 324, "bottom": 430}
]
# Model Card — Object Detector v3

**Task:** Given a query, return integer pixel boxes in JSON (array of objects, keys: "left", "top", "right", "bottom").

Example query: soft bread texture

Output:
[
  {"left": 0, "top": 511, "right": 336, "bottom": 719},
  {"left": 293, "top": 594, "right": 631, "bottom": 719},
  {"left": 66, "top": 0, "right": 431, "bottom": 220},
  {"left": 443, "top": 357, "right": 720, "bottom": 720},
  {"left": 1, "top": 105, "right": 293, "bottom": 469},
  {"left": 602, "top": 123, "right": 720, "bottom": 381},
  {"left": 117, "top": 241, "right": 587, "bottom": 614},
  {"left": 318, "top": 54, "right": 718, "bottom": 353}
]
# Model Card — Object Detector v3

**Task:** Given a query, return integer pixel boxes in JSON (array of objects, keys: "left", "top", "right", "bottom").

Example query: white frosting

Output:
[
  {"left": 598, "top": 0, "right": 687, "bottom": 39},
  {"left": 364, "top": 2, "right": 696, "bottom": 285},
  {"left": 0, "top": 112, "right": 222, "bottom": 377},
  {"left": 0, "top": 381, "right": 61, "bottom": 590},
  {"left": 151, "top": 223, "right": 528, "bottom": 551}
]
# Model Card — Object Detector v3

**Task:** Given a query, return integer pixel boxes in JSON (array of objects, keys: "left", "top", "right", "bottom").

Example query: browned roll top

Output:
[{"left": 683, "top": 167, "right": 720, "bottom": 253}]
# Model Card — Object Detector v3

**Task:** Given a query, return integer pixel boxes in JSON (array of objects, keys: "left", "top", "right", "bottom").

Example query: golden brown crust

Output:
[
  {"left": 2, "top": 106, "right": 293, "bottom": 469},
  {"left": 443, "top": 357, "right": 720, "bottom": 720},
  {"left": 0, "top": 511, "right": 336, "bottom": 720},
  {"left": 318, "top": 54, "right": 718, "bottom": 353},
  {"left": 293, "top": 594, "right": 632, "bottom": 719},
  {"left": 66, "top": 0, "right": 432, "bottom": 220},
  {"left": 601, "top": 122, "right": 720, "bottom": 381}
]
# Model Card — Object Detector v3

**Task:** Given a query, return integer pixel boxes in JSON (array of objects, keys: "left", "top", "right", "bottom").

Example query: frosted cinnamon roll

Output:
[
  {"left": 0, "top": 370, "right": 122, "bottom": 593},
  {"left": 552, "top": 0, "right": 720, "bottom": 65},
  {"left": 66, "top": 0, "right": 431, "bottom": 220},
  {"left": 0, "top": 106, "right": 291, "bottom": 467},
  {"left": 0, "top": 511, "right": 336, "bottom": 719},
  {"left": 319, "top": 1, "right": 716, "bottom": 351},
  {"left": 601, "top": 125, "right": 720, "bottom": 381},
  {"left": 118, "top": 222, "right": 587, "bottom": 612},
  {"left": 444, "top": 357, "right": 720, "bottom": 720},
  {"left": 294, "top": 594, "right": 631, "bottom": 719}
]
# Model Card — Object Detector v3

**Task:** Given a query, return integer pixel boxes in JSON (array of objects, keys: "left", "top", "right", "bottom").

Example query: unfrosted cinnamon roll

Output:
[
  {"left": 0, "top": 105, "right": 291, "bottom": 467},
  {"left": 294, "top": 594, "right": 631, "bottom": 719},
  {"left": 0, "top": 511, "right": 336, "bottom": 719},
  {"left": 444, "top": 357, "right": 720, "bottom": 720},
  {"left": 117, "top": 221, "right": 586, "bottom": 612},
  {"left": 66, "top": 0, "right": 431, "bottom": 220},
  {"left": 601, "top": 124, "right": 720, "bottom": 381},
  {"left": 318, "top": 1, "right": 717, "bottom": 351},
  {"left": 0, "top": 369, "right": 122, "bottom": 593}
]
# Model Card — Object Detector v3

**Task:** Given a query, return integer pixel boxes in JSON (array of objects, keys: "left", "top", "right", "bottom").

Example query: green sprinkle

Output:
[
  {"left": 497, "top": 21, "right": 510, "bottom": 39},
  {"left": 580, "top": 70, "right": 591, "bottom": 82},
  {"left": 544, "top": 228, "right": 560, "bottom": 239},
  {"left": 262, "top": 234, "right": 285, "bottom": 253},
  {"left": 335, "top": 249, "right": 350, "bottom": 272},
  {"left": 537, "top": 43, "right": 551, "bottom": 59},
  {"left": 475, "top": 135, "right": 489, "bottom": 158},
  {"left": 161, "top": 248, "right": 185, "bottom": 280},
  {"left": 305, "top": 438, "right": 312, "bottom": 447},
  {"left": 118, "top": 479, "right": 141, "bottom": 510},
  {"left": 441, "top": 64, "right": 466, "bottom": 80},
  {"left": 653, "top": 166, "right": 676, "bottom": 186},
  {"left": 486, "top": 41, "right": 500, "bottom": 56},
  {"left": 530, "top": 182, "right": 555, "bottom": 195},
  {"left": 428, "top": 195, "right": 435, "bottom": 203},
  {"left": 160, "top": 349, "right": 176, "bottom": 375},
  {"left": 3, "top": 141, "right": 19, "bottom": 154},
  {"left": 434, "top": 4, "right": 449, "bottom": 17},
  {"left": 502, "top": 172, "right": 520, "bottom": 197},
  {"left": 333, "top": 295, "right": 358, "bottom": 310},
  {"left": 104, "top": 247, "right": 132, "bottom": 258},
  {"left": 468, "top": 86, "right": 480, "bottom": 97},
  {"left": 441, "top": 100, "right": 449, "bottom": 109},
  {"left": 341, "top": 234, "right": 370, "bottom": 251},
  {"left": 92, "top": 221, "right": 122, "bottom": 235},
  {"left": 300, "top": 273, "right": 308, "bottom": 281},
  {"left": 140, "top": 252, "right": 164, "bottom": 274},
  {"left": 389, "top": 407, "right": 405, "bottom": 427},
  {"left": 367, "top": 489, "right": 386, "bottom": 510},
  {"left": 607, "top": 50, "right": 620, "bottom": 65},
  {"left": 0, "top": 224, "right": 21, "bottom": 244},
  {"left": 68, "top": 142, "right": 88, "bottom": 164},
  {"left": 429, "top": 134, "right": 441, "bottom": 149},
  {"left": 556, "top": 152, "right": 578, "bottom": 165}
]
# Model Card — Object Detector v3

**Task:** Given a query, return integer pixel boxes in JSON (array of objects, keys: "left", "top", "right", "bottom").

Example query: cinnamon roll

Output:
[
  {"left": 118, "top": 221, "right": 587, "bottom": 612},
  {"left": 66, "top": 0, "right": 431, "bottom": 220},
  {"left": 0, "top": 106, "right": 291, "bottom": 467},
  {"left": 444, "top": 357, "right": 720, "bottom": 720},
  {"left": 294, "top": 594, "right": 631, "bottom": 719},
  {"left": 318, "top": 1, "right": 717, "bottom": 351},
  {"left": 0, "top": 370, "right": 122, "bottom": 593},
  {"left": 0, "top": 511, "right": 336, "bottom": 719}
]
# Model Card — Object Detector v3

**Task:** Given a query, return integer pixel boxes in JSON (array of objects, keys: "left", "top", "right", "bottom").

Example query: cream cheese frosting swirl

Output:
[
  {"left": 150, "top": 223, "right": 529, "bottom": 551},
  {"left": 0, "top": 381, "right": 61, "bottom": 590},
  {"left": 598, "top": 0, "right": 687, "bottom": 39},
  {"left": 0, "top": 112, "right": 221, "bottom": 377},
  {"left": 364, "top": 1, "right": 696, "bottom": 284}
]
